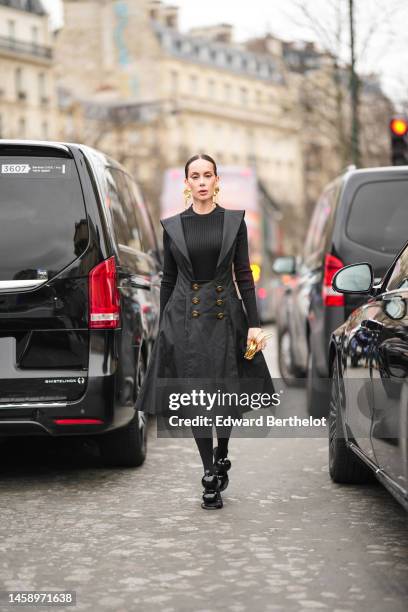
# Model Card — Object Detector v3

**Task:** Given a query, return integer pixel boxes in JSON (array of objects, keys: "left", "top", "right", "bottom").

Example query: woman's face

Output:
[{"left": 185, "top": 158, "right": 219, "bottom": 203}]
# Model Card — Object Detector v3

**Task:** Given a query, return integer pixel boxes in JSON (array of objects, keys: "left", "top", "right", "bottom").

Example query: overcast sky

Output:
[{"left": 43, "top": 0, "right": 408, "bottom": 107}]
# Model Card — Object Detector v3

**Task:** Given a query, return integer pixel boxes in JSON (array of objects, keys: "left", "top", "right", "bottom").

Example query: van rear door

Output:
[
  {"left": 337, "top": 174, "right": 408, "bottom": 318},
  {"left": 0, "top": 147, "right": 90, "bottom": 403}
]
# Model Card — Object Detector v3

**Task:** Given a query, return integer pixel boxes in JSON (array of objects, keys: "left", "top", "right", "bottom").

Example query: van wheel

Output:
[
  {"left": 329, "top": 358, "right": 376, "bottom": 483},
  {"left": 278, "top": 328, "right": 304, "bottom": 387},
  {"left": 306, "top": 349, "right": 329, "bottom": 417},
  {"left": 98, "top": 358, "right": 148, "bottom": 468}
]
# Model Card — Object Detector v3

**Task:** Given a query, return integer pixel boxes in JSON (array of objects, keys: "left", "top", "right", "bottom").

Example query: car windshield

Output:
[
  {"left": 346, "top": 179, "right": 408, "bottom": 254},
  {"left": 0, "top": 156, "right": 88, "bottom": 282}
]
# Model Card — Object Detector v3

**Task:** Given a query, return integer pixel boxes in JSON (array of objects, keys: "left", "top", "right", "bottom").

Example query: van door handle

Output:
[
  {"left": 129, "top": 275, "right": 151, "bottom": 290},
  {"left": 0, "top": 280, "right": 45, "bottom": 292}
]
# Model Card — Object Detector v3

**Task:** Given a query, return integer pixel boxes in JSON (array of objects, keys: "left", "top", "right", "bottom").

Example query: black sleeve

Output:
[
  {"left": 233, "top": 216, "right": 261, "bottom": 328},
  {"left": 159, "top": 227, "right": 178, "bottom": 322}
]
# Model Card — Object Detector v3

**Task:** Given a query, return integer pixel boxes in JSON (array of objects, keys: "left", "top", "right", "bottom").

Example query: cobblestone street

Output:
[{"left": 0, "top": 326, "right": 407, "bottom": 611}]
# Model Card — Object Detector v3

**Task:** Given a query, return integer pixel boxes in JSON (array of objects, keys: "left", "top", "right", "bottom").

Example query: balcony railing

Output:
[{"left": 0, "top": 36, "right": 53, "bottom": 60}]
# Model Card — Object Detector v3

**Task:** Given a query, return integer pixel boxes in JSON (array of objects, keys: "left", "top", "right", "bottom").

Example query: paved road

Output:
[{"left": 0, "top": 325, "right": 407, "bottom": 612}]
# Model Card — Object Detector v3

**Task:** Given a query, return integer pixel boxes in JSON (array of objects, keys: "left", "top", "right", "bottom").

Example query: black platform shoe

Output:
[
  {"left": 213, "top": 446, "right": 232, "bottom": 492},
  {"left": 201, "top": 469, "right": 223, "bottom": 510}
]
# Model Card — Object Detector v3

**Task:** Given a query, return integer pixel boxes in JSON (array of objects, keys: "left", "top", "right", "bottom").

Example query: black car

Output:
[
  {"left": 0, "top": 140, "right": 162, "bottom": 467},
  {"left": 275, "top": 165, "right": 408, "bottom": 416},
  {"left": 328, "top": 246, "right": 408, "bottom": 512}
]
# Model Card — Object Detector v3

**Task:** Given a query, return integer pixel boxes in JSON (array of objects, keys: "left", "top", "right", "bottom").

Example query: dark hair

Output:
[{"left": 184, "top": 154, "right": 218, "bottom": 179}]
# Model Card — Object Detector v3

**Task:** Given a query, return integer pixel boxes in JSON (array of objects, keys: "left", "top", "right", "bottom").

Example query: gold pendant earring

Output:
[
  {"left": 213, "top": 185, "right": 220, "bottom": 207},
  {"left": 183, "top": 188, "right": 192, "bottom": 208}
]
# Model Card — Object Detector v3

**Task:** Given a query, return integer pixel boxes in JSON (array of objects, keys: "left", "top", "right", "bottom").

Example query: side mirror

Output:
[
  {"left": 332, "top": 262, "right": 374, "bottom": 294},
  {"left": 272, "top": 256, "right": 296, "bottom": 276}
]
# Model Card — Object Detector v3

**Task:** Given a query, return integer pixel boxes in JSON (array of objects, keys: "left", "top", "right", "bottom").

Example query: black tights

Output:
[{"left": 191, "top": 424, "right": 232, "bottom": 472}]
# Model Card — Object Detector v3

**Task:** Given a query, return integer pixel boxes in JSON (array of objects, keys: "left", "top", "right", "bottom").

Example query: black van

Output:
[
  {"left": 275, "top": 165, "right": 408, "bottom": 416},
  {"left": 0, "top": 140, "right": 162, "bottom": 466}
]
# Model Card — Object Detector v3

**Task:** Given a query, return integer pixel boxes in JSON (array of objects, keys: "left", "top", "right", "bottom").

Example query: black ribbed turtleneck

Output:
[{"left": 160, "top": 203, "right": 260, "bottom": 327}]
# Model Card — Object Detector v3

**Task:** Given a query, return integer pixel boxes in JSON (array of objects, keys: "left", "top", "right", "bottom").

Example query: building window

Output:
[
  {"left": 32, "top": 26, "right": 38, "bottom": 45},
  {"left": 8, "top": 20, "right": 15, "bottom": 39},
  {"left": 200, "top": 46, "right": 209, "bottom": 61},
  {"left": 170, "top": 70, "right": 178, "bottom": 94},
  {"left": 208, "top": 78, "right": 216, "bottom": 98},
  {"left": 190, "top": 74, "right": 198, "bottom": 93},
  {"left": 18, "top": 117, "right": 26, "bottom": 138},
  {"left": 234, "top": 55, "right": 243, "bottom": 70},
  {"left": 240, "top": 87, "right": 248, "bottom": 105},
  {"left": 38, "top": 72, "right": 46, "bottom": 102},
  {"left": 42, "top": 121, "right": 48, "bottom": 140},
  {"left": 215, "top": 51, "right": 223, "bottom": 66},
  {"left": 15, "top": 68, "right": 26, "bottom": 99},
  {"left": 259, "top": 63, "right": 268, "bottom": 77},
  {"left": 224, "top": 83, "right": 231, "bottom": 101}
]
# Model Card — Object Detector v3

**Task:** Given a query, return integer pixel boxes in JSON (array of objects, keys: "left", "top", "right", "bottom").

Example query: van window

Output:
[
  {"left": 124, "top": 174, "right": 157, "bottom": 255},
  {"left": 106, "top": 168, "right": 143, "bottom": 251},
  {"left": 303, "top": 187, "right": 336, "bottom": 264},
  {"left": 0, "top": 156, "right": 88, "bottom": 282},
  {"left": 346, "top": 180, "right": 408, "bottom": 253}
]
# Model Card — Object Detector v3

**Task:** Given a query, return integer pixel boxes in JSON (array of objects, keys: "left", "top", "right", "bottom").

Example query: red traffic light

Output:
[{"left": 390, "top": 118, "right": 408, "bottom": 136}]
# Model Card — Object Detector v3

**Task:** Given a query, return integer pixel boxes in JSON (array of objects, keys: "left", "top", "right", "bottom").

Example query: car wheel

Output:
[
  {"left": 278, "top": 328, "right": 304, "bottom": 387},
  {"left": 98, "top": 355, "right": 148, "bottom": 468},
  {"left": 306, "top": 349, "right": 330, "bottom": 418},
  {"left": 329, "top": 357, "right": 376, "bottom": 483}
]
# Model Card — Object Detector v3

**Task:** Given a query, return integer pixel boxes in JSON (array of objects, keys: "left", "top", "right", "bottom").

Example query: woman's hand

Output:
[{"left": 247, "top": 327, "right": 267, "bottom": 353}]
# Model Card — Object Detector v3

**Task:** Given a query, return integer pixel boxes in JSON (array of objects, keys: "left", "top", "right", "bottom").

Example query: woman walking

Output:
[{"left": 135, "top": 154, "right": 275, "bottom": 510}]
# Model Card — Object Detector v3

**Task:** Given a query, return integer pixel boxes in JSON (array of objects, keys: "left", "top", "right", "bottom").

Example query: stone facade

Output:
[
  {"left": 0, "top": 0, "right": 57, "bottom": 140},
  {"left": 250, "top": 36, "right": 394, "bottom": 222},
  {"left": 55, "top": 0, "right": 305, "bottom": 246}
]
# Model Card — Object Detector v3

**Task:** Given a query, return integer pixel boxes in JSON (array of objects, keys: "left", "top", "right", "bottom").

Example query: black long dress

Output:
[{"left": 134, "top": 203, "right": 275, "bottom": 420}]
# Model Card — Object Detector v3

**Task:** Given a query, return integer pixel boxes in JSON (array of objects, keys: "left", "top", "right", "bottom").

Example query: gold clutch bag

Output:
[{"left": 244, "top": 332, "right": 274, "bottom": 360}]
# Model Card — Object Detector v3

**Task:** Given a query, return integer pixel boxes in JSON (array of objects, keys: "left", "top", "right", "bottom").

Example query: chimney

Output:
[
  {"left": 188, "top": 23, "right": 233, "bottom": 44},
  {"left": 246, "top": 34, "right": 283, "bottom": 58},
  {"left": 149, "top": 0, "right": 178, "bottom": 29}
]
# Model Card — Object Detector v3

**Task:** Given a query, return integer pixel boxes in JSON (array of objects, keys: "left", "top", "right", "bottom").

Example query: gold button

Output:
[
  {"left": 192, "top": 310, "right": 200, "bottom": 318},
  {"left": 216, "top": 285, "right": 224, "bottom": 293},
  {"left": 192, "top": 283, "right": 199, "bottom": 290},
  {"left": 216, "top": 312, "right": 224, "bottom": 319},
  {"left": 192, "top": 297, "right": 200, "bottom": 304},
  {"left": 216, "top": 298, "right": 224, "bottom": 306}
]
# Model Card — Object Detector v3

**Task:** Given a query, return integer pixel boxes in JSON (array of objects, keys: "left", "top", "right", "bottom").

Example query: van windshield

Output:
[
  {"left": 346, "top": 180, "right": 408, "bottom": 253},
  {"left": 0, "top": 156, "right": 88, "bottom": 282}
]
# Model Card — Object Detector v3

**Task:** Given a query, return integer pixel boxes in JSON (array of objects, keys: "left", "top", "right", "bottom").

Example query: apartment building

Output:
[{"left": 0, "top": 0, "right": 57, "bottom": 139}]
